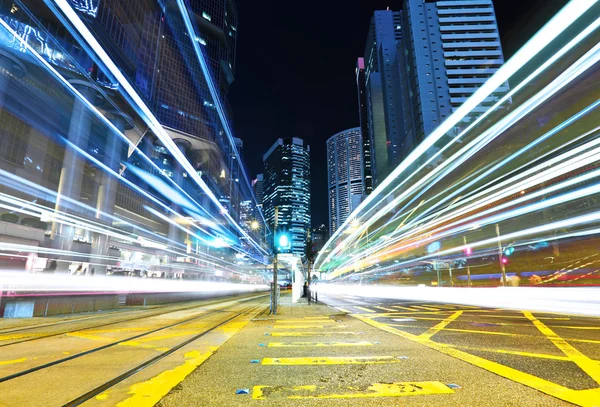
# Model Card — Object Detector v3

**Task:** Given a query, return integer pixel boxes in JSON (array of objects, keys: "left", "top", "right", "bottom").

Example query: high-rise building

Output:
[
  {"left": 0, "top": 0, "right": 267, "bottom": 275},
  {"left": 356, "top": 58, "right": 373, "bottom": 196},
  {"left": 362, "top": 0, "right": 506, "bottom": 187},
  {"left": 263, "top": 138, "right": 311, "bottom": 256},
  {"left": 252, "top": 173, "right": 265, "bottom": 222},
  {"left": 363, "top": 11, "right": 404, "bottom": 186},
  {"left": 327, "top": 128, "right": 364, "bottom": 234},
  {"left": 311, "top": 224, "right": 329, "bottom": 255}
]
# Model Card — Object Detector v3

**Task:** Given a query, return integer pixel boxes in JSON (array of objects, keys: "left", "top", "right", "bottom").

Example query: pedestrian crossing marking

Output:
[
  {"left": 269, "top": 331, "right": 363, "bottom": 337},
  {"left": 261, "top": 356, "right": 405, "bottom": 365},
  {"left": 268, "top": 341, "right": 374, "bottom": 347},
  {"left": 252, "top": 381, "right": 454, "bottom": 399}
]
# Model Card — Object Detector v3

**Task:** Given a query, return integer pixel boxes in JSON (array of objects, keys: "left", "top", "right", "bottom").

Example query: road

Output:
[
  {"left": 0, "top": 294, "right": 267, "bottom": 406},
  {"left": 1, "top": 292, "right": 599, "bottom": 406}
]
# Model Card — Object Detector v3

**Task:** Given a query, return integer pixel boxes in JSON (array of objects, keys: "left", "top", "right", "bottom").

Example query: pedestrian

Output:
[
  {"left": 90, "top": 268, "right": 95, "bottom": 276},
  {"left": 74, "top": 264, "right": 83, "bottom": 275}
]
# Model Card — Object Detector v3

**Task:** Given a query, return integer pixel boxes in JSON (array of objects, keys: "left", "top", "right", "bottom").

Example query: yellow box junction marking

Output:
[
  {"left": 269, "top": 331, "right": 362, "bottom": 337},
  {"left": 252, "top": 381, "right": 453, "bottom": 399},
  {"left": 374, "top": 306, "right": 397, "bottom": 312},
  {"left": 524, "top": 311, "right": 600, "bottom": 386},
  {"left": 354, "top": 306, "right": 376, "bottom": 313},
  {"left": 419, "top": 311, "right": 462, "bottom": 340},
  {"left": 412, "top": 305, "right": 441, "bottom": 311},
  {"left": 268, "top": 341, "right": 374, "bottom": 347},
  {"left": 335, "top": 307, "right": 352, "bottom": 313},
  {"left": 392, "top": 305, "right": 416, "bottom": 311},
  {"left": 353, "top": 314, "right": 600, "bottom": 407},
  {"left": 261, "top": 356, "right": 404, "bottom": 365}
]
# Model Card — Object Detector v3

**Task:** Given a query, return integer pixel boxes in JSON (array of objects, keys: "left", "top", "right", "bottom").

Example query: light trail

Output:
[
  {"left": 316, "top": 285, "right": 600, "bottom": 317},
  {"left": 45, "top": 0, "right": 268, "bottom": 257},
  {"left": 318, "top": 2, "right": 599, "bottom": 266},
  {"left": 315, "top": 3, "right": 600, "bottom": 290}
]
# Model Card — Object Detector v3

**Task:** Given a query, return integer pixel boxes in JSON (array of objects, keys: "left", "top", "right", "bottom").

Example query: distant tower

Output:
[
  {"left": 356, "top": 58, "right": 373, "bottom": 196},
  {"left": 263, "top": 138, "right": 311, "bottom": 256},
  {"left": 327, "top": 128, "right": 364, "bottom": 234}
]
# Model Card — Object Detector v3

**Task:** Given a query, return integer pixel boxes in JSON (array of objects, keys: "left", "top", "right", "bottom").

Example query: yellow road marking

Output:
[
  {"left": 269, "top": 331, "right": 363, "bottom": 337},
  {"left": 392, "top": 305, "right": 417, "bottom": 311},
  {"left": 116, "top": 313, "right": 255, "bottom": 407},
  {"left": 261, "top": 356, "right": 404, "bottom": 365},
  {"left": 392, "top": 324, "right": 519, "bottom": 336},
  {"left": 450, "top": 345, "right": 572, "bottom": 361},
  {"left": 136, "top": 331, "right": 197, "bottom": 343},
  {"left": 0, "top": 333, "right": 45, "bottom": 341},
  {"left": 374, "top": 306, "right": 397, "bottom": 312},
  {"left": 354, "top": 315, "right": 599, "bottom": 407},
  {"left": 275, "top": 320, "right": 334, "bottom": 325},
  {"left": 354, "top": 306, "right": 376, "bottom": 313},
  {"left": 67, "top": 332, "right": 113, "bottom": 342},
  {"left": 419, "top": 311, "right": 462, "bottom": 340},
  {"left": 273, "top": 325, "right": 348, "bottom": 329},
  {"left": 524, "top": 311, "right": 600, "bottom": 385},
  {"left": 570, "top": 338, "right": 600, "bottom": 345},
  {"left": 252, "top": 381, "right": 453, "bottom": 399},
  {"left": 0, "top": 357, "right": 27, "bottom": 366},
  {"left": 412, "top": 305, "right": 441, "bottom": 311},
  {"left": 548, "top": 326, "right": 600, "bottom": 330},
  {"left": 268, "top": 341, "right": 374, "bottom": 347},
  {"left": 336, "top": 307, "right": 352, "bottom": 313}
]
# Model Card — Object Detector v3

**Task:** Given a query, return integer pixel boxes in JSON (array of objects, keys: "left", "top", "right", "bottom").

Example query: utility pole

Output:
[
  {"left": 463, "top": 236, "right": 472, "bottom": 287},
  {"left": 271, "top": 206, "right": 279, "bottom": 314},
  {"left": 496, "top": 224, "right": 507, "bottom": 287},
  {"left": 306, "top": 228, "right": 312, "bottom": 304}
]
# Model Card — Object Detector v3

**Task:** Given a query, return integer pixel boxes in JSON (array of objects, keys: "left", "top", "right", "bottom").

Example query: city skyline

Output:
[{"left": 231, "top": 0, "right": 570, "bottom": 227}]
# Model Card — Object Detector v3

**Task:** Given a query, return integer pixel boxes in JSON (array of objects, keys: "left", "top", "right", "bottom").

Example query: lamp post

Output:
[{"left": 272, "top": 207, "right": 278, "bottom": 314}]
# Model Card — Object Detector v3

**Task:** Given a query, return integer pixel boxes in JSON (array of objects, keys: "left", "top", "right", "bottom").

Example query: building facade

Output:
[
  {"left": 263, "top": 138, "right": 311, "bottom": 256},
  {"left": 355, "top": 58, "right": 373, "bottom": 196},
  {"left": 326, "top": 128, "right": 364, "bottom": 234},
  {"left": 0, "top": 0, "right": 267, "bottom": 276},
  {"left": 362, "top": 0, "right": 506, "bottom": 188}
]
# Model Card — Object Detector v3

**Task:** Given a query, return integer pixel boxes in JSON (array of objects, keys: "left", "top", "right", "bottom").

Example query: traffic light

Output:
[{"left": 274, "top": 225, "right": 292, "bottom": 254}]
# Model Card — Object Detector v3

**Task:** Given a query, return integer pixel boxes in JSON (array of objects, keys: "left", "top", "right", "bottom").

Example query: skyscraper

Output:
[
  {"left": 0, "top": 0, "right": 267, "bottom": 275},
  {"left": 327, "top": 128, "right": 364, "bottom": 234},
  {"left": 356, "top": 58, "right": 373, "bottom": 196},
  {"left": 263, "top": 138, "right": 311, "bottom": 256},
  {"left": 362, "top": 0, "right": 506, "bottom": 187},
  {"left": 252, "top": 173, "right": 264, "bottom": 218}
]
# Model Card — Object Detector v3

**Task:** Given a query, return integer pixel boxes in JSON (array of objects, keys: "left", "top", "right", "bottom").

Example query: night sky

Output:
[{"left": 229, "top": 0, "right": 570, "bottom": 229}]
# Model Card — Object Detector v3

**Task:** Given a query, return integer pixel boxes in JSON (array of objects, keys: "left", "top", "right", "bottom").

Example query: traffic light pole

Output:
[
  {"left": 271, "top": 206, "right": 279, "bottom": 315},
  {"left": 496, "top": 224, "right": 507, "bottom": 287}
]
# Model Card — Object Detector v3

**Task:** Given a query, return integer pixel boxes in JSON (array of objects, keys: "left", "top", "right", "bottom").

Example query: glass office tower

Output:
[
  {"left": 0, "top": 0, "right": 267, "bottom": 278},
  {"left": 326, "top": 128, "right": 364, "bottom": 234},
  {"left": 263, "top": 138, "right": 311, "bottom": 257}
]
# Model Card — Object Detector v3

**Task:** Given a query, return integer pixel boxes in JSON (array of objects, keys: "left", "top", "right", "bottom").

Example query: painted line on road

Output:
[
  {"left": 267, "top": 341, "right": 374, "bottom": 347},
  {"left": 114, "top": 309, "right": 259, "bottom": 407},
  {"left": 449, "top": 345, "right": 572, "bottom": 361},
  {"left": 335, "top": 307, "right": 352, "bottom": 313},
  {"left": 0, "top": 357, "right": 27, "bottom": 366},
  {"left": 419, "top": 311, "right": 462, "bottom": 340},
  {"left": 392, "top": 305, "right": 417, "bottom": 311},
  {"left": 374, "top": 306, "right": 397, "bottom": 312},
  {"left": 392, "top": 324, "right": 519, "bottom": 337},
  {"left": 412, "top": 305, "right": 442, "bottom": 311},
  {"left": 273, "top": 325, "right": 348, "bottom": 329},
  {"left": 354, "top": 306, "right": 376, "bottom": 313},
  {"left": 353, "top": 314, "right": 598, "bottom": 407},
  {"left": 252, "top": 381, "right": 454, "bottom": 399},
  {"left": 524, "top": 311, "right": 600, "bottom": 386},
  {"left": 269, "top": 331, "right": 363, "bottom": 337},
  {"left": 261, "top": 356, "right": 405, "bottom": 365}
]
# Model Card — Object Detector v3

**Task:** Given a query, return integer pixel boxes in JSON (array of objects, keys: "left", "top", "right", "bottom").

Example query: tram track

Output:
[{"left": 0, "top": 295, "right": 266, "bottom": 383}]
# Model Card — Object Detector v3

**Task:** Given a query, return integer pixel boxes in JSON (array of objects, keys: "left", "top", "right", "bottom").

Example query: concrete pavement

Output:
[{"left": 158, "top": 294, "right": 574, "bottom": 406}]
